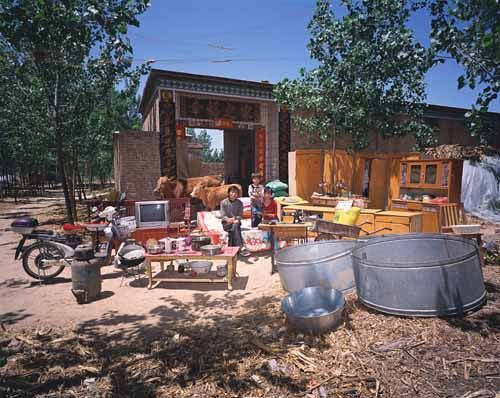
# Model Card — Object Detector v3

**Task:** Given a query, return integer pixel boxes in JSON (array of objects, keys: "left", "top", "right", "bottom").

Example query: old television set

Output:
[{"left": 134, "top": 201, "right": 169, "bottom": 228}]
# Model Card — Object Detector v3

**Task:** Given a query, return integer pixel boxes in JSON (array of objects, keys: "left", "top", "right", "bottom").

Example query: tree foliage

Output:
[
  {"left": 430, "top": 0, "right": 500, "bottom": 143},
  {"left": 0, "top": 0, "right": 150, "bottom": 221},
  {"left": 274, "top": 0, "right": 437, "bottom": 151}
]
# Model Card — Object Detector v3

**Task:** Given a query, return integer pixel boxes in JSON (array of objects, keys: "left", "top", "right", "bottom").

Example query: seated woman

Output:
[{"left": 220, "top": 185, "right": 250, "bottom": 257}]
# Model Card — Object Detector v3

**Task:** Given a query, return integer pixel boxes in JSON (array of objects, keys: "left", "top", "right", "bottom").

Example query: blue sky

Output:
[{"left": 129, "top": 0, "right": 499, "bottom": 124}]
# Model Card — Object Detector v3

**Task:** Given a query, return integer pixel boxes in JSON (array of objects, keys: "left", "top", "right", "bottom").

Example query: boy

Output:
[
  {"left": 248, "top": 172, "right": 264, "bottom": 227},
  {"left": 220, "top": 185, "right": 250, "bottom": 256}
]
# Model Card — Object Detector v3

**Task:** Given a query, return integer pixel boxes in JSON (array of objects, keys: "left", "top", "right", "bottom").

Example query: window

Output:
[
  {"left": 410, "top": 164, "right": 421, "bottom": 184},
  {"left": 441, "top": 162, "right": 449, "bottom": 187},
  {"left": 362, "top": 159, "right": 371, "bottom": 197},
  {"left": 425, "top": 164, "right": 437, "bottom": 185},
  {"left": 400, "top": 163, "right": 407, "bottom": 185}
]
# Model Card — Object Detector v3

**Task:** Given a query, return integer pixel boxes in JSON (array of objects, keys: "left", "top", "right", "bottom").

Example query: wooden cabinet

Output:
[
  {"left": 390, "top": 199, "right": 464, "bottom": 233},
  {"left": 375, "top": 211, "right": 422, "bottom": 234},
  {"left": 399, "top": 159, "right": 463, "bottom": 204},
  {"left": 391, "top": 199, "right": 441, "bottom": 232},
  {"left": 400, "top": 160, "right": 448, "bottom": 189},
  {"left": 357, "top": 209, "right": 382, "bottom": 235}
]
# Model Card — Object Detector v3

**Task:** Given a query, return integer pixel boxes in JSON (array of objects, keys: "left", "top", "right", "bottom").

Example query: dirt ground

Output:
[
  {"left": 0, "top": 197, "right": 499, "bottom": 398},
  {"left": 0, "top": 197, "right": 281, "bottom": 329}
]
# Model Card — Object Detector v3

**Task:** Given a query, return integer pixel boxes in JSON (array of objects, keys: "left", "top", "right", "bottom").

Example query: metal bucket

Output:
[
  {"left": 71, "top": 258, "right": 102, "bottom": 304},
  {"left": 275, "top": 240, "right": 356, "bottom": 293},
  {"left": 352, "top": 234, "right": 486, "bottom": 317},
  {"left": 282, "top": 287, "right": 345, "bottom": 334}
]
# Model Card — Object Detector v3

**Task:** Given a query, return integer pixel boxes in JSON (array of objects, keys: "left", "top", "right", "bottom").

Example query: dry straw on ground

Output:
[{"left": 1, "top": 263, "right": 499, "bottom": 398}]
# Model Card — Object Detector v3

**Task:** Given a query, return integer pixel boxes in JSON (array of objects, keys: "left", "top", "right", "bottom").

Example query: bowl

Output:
[
  {"left": 191, "top": 235, "right": 211, "bottom": 251},
  {"left": 281, "top": 287, "right": 345, "bottom": 334},
  {"left": 190, "top": 261, "right": 213, "bottom": 274},
  {"left": 200, "top": 244, "right": 222, "bottom": 255}
]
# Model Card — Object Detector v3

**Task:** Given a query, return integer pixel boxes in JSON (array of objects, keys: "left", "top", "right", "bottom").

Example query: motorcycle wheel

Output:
[{"left": 22, "top": 242, "right": 66, "bottom": 281}]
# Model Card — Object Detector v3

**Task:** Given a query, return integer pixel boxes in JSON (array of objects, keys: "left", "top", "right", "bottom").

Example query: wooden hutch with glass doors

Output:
[{"left": 390, "top": 159, "right": 463, "bottom": 232}]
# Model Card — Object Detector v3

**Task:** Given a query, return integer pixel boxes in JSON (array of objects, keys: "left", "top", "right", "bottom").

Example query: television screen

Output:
[{"left": 138, "top": 203, "right": 168, "bottom": 226}]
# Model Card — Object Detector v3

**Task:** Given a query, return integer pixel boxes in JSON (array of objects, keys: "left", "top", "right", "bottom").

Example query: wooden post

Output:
[
  {"left": 159, "top": 90, "right": 176, "bottom": 178},
  {"left": 331, "top": 125, "right": 336, "bottom": 194}
]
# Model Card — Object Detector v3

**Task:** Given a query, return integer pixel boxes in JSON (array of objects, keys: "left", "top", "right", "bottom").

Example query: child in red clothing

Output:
[{"left": 262, "top": 187, "right": 278, "bottom": 221}]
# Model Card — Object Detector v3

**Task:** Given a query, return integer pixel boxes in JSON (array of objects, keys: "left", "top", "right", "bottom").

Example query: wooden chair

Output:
[
  {"left": 440, "top": 203, "right": 463, "bottom": 231},
  {"left": 440, "top": 203, "right": 482, "bottom": 246}
]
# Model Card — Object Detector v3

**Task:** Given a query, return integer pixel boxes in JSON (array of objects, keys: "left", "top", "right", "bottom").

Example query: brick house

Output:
[{"left": 113, "top": 69, "right": 500, "bottom": 200}]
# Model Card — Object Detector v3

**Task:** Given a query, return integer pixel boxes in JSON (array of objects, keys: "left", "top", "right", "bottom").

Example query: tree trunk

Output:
[
  {"left": 76, "top": 162, "right": 86, "bottom": 202},
  {"left": 56, "top": 133, "right": 74, "bottom": 223},
  {"left": 331, "top": 125, "right": 336, "bottom": 194},
  {"left": 66, "top": 159, "right": 77, "bottom": 222},
  {"left": 52, "top": 71, "right": 74, "bottom": 224}
]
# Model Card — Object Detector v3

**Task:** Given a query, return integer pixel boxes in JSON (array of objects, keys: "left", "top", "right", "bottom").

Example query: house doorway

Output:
[
  {"left": 186, "top": 128, "right": 224, "bottom": 178},
  {"left": 224, "top": 129, "right": 255, "bottom": 195}
]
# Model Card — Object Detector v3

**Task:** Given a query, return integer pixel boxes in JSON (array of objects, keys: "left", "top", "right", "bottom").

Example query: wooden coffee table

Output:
[{"left": 145, "top": 246, "right": 239, "bottom": 290}]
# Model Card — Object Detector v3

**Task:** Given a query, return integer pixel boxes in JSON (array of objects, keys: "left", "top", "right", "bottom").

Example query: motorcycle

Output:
[{"left": 11, "top": 193, "right": 143, "bottom": 281}]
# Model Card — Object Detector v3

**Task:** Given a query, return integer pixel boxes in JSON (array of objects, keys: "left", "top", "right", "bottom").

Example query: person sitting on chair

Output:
[
  {"left": 262, "top": 187, "right": 278, "bottom": 221},
  {"left": 220, "top": 185, "right": 250, "bottom": 257}
]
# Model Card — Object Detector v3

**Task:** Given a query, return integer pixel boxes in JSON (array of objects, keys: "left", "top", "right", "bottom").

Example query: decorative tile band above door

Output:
[{"left": 179, "top": 95, "right": 261, "bottom": 123}]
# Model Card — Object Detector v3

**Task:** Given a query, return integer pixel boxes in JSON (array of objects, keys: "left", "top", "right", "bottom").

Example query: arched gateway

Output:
[{"left": 128, "top": 69, "right": 291, "bottom": 197}]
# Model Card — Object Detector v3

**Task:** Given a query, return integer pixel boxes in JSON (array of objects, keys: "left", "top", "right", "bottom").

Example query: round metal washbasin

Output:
[
  {"left": 275, "top": 240, "right": 355, "bottom": 293},
  {"left": 281, "top": 287, "right": 345, "bottom": 334},
  {"left": 352, "top": 234, "right": 486, "bottom": 317}
]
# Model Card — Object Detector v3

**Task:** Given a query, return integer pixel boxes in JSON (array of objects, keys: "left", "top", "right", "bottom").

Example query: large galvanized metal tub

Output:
[
  {"left": 275, "top": 240, "right": 356, "bottom": 293},
  {"left": 352, "top": 234, "right": 486, "bottom": 317}
]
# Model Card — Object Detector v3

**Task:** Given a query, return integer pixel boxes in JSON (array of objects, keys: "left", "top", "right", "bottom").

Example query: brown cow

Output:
[
  {"left": 154, "top": 175, "right": 223, "bottom": 199},
  {"left": 191, "top": 183, "right": 242, "bottom": 210}
]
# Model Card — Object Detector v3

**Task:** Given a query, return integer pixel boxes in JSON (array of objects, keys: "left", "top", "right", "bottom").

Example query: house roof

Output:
[
  {"left": 139, "top": 69, "right": 274, "bottom": 114},
  {"left": 139, "top": 69, "right": 500, "bottom": 122}
]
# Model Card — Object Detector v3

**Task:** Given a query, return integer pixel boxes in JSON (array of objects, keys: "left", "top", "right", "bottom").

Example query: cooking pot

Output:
[
  {"left": 175, "top": 237, "right": 187, "bottom": 252},
  {"left": 118, "top": 243, "right": 146, "bottom": 268},
  {"left": 191, "top": 235, "right": 211, "bottom": 251},
  {"left": 200, "top": 244, "right": 222, "bottom": 256},
  {"left": 160, "top": 238, "right": 173, "bottom": 254}
]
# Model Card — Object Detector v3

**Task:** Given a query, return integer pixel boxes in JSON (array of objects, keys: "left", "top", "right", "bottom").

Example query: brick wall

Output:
[
  {"left": 113, "top": 130, "right": 161, "bottom": 201},
  {"left": 200, "top": 162, "right": 224, "bottom": 176},
  {"left": 290, "top": 117, "right": 493, "bottom": 153}
]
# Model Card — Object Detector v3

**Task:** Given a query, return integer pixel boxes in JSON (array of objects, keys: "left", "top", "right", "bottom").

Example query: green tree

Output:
[
  {"left": 191, "top": 129, "right": 221, "bottom": 163},
  {"left": 274, "top": 0, "right": 436, "bottom": 186},
  {"left": 0, "top": 41, "right": 53, "bottom": 191},
  {"left": 212, "top": 148, "right": 224, "bottom": 162},
  {"left": 0, "top": 0, "right": 150, "bottom": 222},
  {"left": 430, "top": 0, "right": 500, "bottom": 143}
]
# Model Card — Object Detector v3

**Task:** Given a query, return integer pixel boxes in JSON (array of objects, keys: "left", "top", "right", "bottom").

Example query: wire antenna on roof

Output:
[{"left": 208, "top": 44, "right": 235, "bottom": 51}]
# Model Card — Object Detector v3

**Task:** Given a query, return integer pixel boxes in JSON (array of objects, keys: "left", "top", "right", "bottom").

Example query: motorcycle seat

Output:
[{"left": 62, "top": 223, "right": 85, "bottom": 232}]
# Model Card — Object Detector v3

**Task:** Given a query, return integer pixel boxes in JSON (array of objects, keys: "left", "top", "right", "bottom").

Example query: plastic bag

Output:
[
  {"left": 266, "top": 180, "right": 288, "bottom": 191},
  {"left": 462, "top": 156, "right": 500, "bottom": 222}
]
